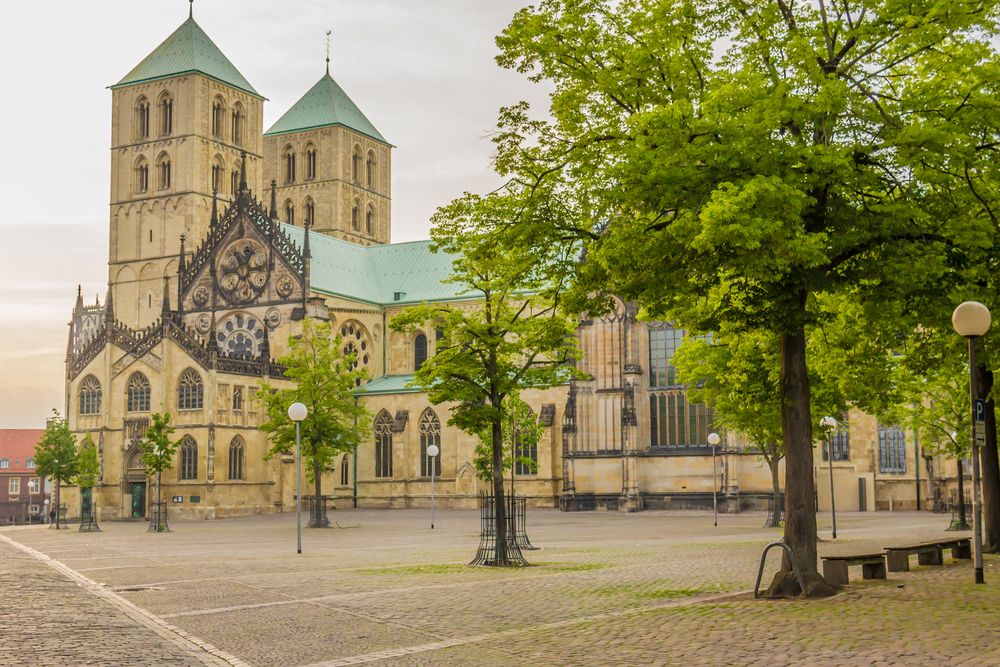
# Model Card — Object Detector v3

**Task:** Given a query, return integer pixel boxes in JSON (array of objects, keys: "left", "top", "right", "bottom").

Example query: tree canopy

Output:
[{"left": 484, "top": 0, "right": 1000, "bottom": 594}]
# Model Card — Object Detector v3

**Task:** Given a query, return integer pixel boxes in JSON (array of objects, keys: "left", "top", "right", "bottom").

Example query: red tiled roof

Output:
[{"left": 0, "top": 429, "right": 46, "bottom": 473}]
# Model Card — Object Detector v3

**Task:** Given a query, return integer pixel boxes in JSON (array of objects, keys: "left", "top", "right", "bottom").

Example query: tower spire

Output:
[
  {"left": 239, "top": 150, "right": 247, "bottom": 193},
  {"left": 210, "top": 188, "right": 218, "bottom": 234},
  {"left": 269, "top": 179, "right": 278, "bottom": 220},
  {"left": 161, "top": 277, "right": 172, "bottom": 319},
  {"left": 74, "top": 285, "right": 84, "bottom": 314},
  {"left": 189, "top": 0, "right": 194, "bottom": 19},
  {"left": 325, "top": 30, "right": 332, "bottom": 75},
  {"left": 103, "top": 283, "right": 115, "bottom": 326}
]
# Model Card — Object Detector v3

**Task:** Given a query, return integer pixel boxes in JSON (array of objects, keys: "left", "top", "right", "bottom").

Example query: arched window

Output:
[
  {"left": 283, "top": 146, "right": 296, "bottom": 183},
  {"left": 366, "top": 150, "right": 376, "bottom": 189},
  {"left": 231, "top": 168, "right": 240, "bottom": 197},
  {"left": 419, "top": 409, "right": 441, "bottom": 477},
  {"left": 305, "top": 144, "right": 317, "bottom": 180},
  {"left": 156, "top": 153, "right": 171, "bottom": 190},
  {"left": 211, "top": 96, "right": 226, "bottom": 139},
  {"left": 179, "top": 436, "right": 198, "bottom": 480},
  {"left": 304, "top": 199, "right": 315, "bottom": 227},
  {"left": 374, "top": 410, "right": 393, "bottom": 478},
  {"left": 126, "top": 372, "right": 151, "bottom": 412},
  {"left": 134, "top": 157, "right": 149, "bottom": 194},
  {"left": 228, "top": 436, "right": 245, "bottom": 480},
  {"left": 366, "top": 205, "right": 375, "bottom": 236},
  {"left": 158, "top": 92, "right": 173, "bottom": 136},
  {"left": 177, "top": 368, "right": 204, "bottom": 410},
  {"left": 340, "top": 454, "right": 349, "bottom": 486},
  {"left": 78, "top": 375, "right": 102, "bottom": 415},
  {"left": 352, "top": 145, "right": 362, "bottom": 183},
  {"left": 135, "top": 97, "right": 150, "bottom": 140},
  {"left": 211, "top": 156, "right": 224, "bottom": 194},
  {"left": 414, "top": 333, "right": 428, "bottom": 371},
  {"left": 231, "top": 103, "right": 244, "bottom": 146},
  {"left": 284, "top": 200, "right": 295, "bottom": 226},
  {"left": 514, "top": 409, "right": 539, "bottom": 475},
  {"left": 351, "top": 200, "right": 360, "bottom": 230}
]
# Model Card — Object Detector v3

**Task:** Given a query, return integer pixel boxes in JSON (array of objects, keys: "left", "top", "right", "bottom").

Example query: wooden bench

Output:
[
  {"left": 885, "top": 538, "right": 972, "bottom": 572},
  {"left": 821, "top": 553, "right": 887, "bottom": 586}
]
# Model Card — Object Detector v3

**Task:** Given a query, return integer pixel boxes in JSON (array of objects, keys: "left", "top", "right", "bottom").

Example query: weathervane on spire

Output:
[{"left": 325, "top": 30, "right": 332, "bottom": 74}]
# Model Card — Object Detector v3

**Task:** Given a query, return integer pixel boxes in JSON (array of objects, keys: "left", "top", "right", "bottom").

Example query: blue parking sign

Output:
[{"left": 975, "top": 399, "right": 987, "bottom": 424}]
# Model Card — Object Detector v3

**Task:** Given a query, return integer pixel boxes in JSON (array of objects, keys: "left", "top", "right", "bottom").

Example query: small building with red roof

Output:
[{"left": 0, "top": 429, "right": 47, "bottom": 524}]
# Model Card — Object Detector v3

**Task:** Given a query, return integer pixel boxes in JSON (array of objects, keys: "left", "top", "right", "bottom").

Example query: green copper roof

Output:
[
  {"left": 114, "top": 18, "right": 260, "bottom": 97},
  {"left": 355, "top": 375, "right": 421, "bottom": 395},
  {"left": 280, "top": 225, "right": 478, "bottom": 306},
  {"left": 265, "top": 73, "right": 386, "bottom": 142}
]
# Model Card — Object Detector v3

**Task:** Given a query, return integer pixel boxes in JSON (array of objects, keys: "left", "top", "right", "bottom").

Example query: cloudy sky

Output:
[{"left": 0, "top": 0, "right": 546, "bottom": 427}]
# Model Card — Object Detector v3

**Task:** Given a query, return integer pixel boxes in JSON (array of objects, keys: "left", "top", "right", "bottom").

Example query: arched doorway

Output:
[{"left": 124, "top": 447, "right": 147, "bottom": 518}]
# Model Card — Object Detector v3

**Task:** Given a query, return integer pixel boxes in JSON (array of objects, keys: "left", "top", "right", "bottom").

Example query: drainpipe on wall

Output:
[{"left": 914, "top": 430, "right": 921, "bottom": 511}]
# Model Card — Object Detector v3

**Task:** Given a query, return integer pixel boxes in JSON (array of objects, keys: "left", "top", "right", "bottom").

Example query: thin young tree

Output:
[
  {"left": 74, "top": 433, "right": 101, "bottom": 531},
  {"left": 260, "top": 318, "right": 369, "bottom": 528},
  {"left": 392, "top": 191, "right": 580, "bottom": 566},
  {"left": 141, "top": 413, "right": 180, "bottom": 532},
  {"left": 34, "top": 410, "right": 79, "bottom": 530}
]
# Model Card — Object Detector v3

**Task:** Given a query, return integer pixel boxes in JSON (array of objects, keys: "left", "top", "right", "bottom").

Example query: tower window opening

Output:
[
  {"left": 366, "top": 150, "right": 375, "bottom": 189},
  {"left": 306, "top": 146, "right": 317, "bottom": 180},
  {"left": 211, "top": 98, "right": 225, "bottom": 139},
  {"left": 351, "top": 201, "right": 360, "bottom": 231},
  {"left": 305, "top": 200, "right": 315, "bottom": 227},
  {"left": 159, "top": 94, "right": 173, "bottom": 136},
  {"left": 285, "top": 200, "right": 295, "bottom": 226},
  {"left": 352, "top": 146, "right": 362, "bottom": 183},
  {"left": 284, "top": 148, "right": 296, "bottom": 183},
  {"left": 366, "top": 205, "right": 374, "bottom": 236},
  {"left": 231, "top": 105, "right": 244, "bottom": 147},
  {"left": 136, "top": 98, "right": 150, "bottom": 140}
]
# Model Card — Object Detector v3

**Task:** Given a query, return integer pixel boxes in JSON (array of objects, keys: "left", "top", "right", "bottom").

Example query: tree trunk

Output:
[
  {"left": 53, "top": 479, "right": 61, "bottom": 529},
  {"left": 978, "top": 367, "right": 1000, "bottom": 552},
  {"left": 311, "top": 458, "right": 329, "bottom": 528},
  {"left": 766, "top": 322, "right": 835, "bottom": 597},
  {"left": 492, "top": 416, "right": 509, "bottom": 565},
  {"left": 766, "top": 455, "right": 783, "bottom": 528}
]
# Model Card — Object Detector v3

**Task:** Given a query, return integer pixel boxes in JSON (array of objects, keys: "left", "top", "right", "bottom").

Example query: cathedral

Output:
[{"left": 63, "top": 10, "right": 946, "bottom": 521}]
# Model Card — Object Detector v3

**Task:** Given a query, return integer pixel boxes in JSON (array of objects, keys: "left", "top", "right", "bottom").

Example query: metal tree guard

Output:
[
  {"left": 471, "top": 491, "right": 529, "bottom": 566},
  {"left": 78, "top": 489, "right": 101, "bottom": 532}
]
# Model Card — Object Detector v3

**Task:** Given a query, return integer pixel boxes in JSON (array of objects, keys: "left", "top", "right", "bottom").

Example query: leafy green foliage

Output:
[
  {"left": 473, "top": 395, "right": 543, "bottom": 481},
  {"left": 140, "top": 413, "right": 180, "bottom": 477},
  {"left": 74, "top": 433, "right": 100, "bottom": 491},
  {"left": 260, "top": 318, "right": 369, "bottom": 477},
  {"left": 35, "top": 410, "right": 79, "bottom": 486},
  {"left": 486, "top": 0, "right": 1000, "bottom": 589}
]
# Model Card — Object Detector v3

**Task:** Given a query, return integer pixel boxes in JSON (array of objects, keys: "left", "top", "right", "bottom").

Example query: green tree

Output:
[
  {"left": 472, "top": 395, "right": 544, "bottom": 488},
  {"left": 141, "top": 413, "right": 180, "bottom": 532},
  {"left": 34, "top": 410, "right": 79, "bottom": 529},
  {"left": 260, "top": 318, "right": 369, "bottom": 528},
  {"left": 392, "top": 191, "right": 580, "bottom": 566},
  {"left": 74, "top": 433, "right": 101, "bottom": 529},
  {"left": 485, "top": 0, "right": 997, "bottom": 594}
]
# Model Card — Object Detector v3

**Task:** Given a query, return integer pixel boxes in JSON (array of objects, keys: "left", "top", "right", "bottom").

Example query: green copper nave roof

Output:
[
  {"left": 113, "top": 17, "right": 261, "bottom": 97},
  {"left": 265, "top": 72, "right": 387, "bottom": 143},
  {"left": 280, "top": 225, "right": 478, "bottom": 306}
]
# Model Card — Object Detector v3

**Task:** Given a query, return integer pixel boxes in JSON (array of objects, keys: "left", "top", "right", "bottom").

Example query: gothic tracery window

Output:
[
  {"left": 647, "top": 325, "right": 714, "bottom": 447},
  {"left": 352, "top": 145, "right": 362, "bottom": 183},
  {"left": 374, "top": 410, "right": 393, "bottom": 478},
  {"left": 228, "top": 436, "right": 245, "bottom": 480},
  {"left": 216, "top": 313, "right": 265, "bottom": 358},
  {"left": 419, "top": 409, "right": 441, "bottom": 477},
  {"left": 285, "top": 200, "right": 295, "bottom": 226},
  {"left": 156, "top": 153, "right": 171, "bottom": 190},
  {"left": 126, "top": 372, "right": 151, "bottom": 413},
  {"left": 366, "top": 205, "right": 375, "bottom": 236},
  {"left": 878, "top": 424, "right": 906, "bottom": 473},
  {"left": 340, "top": 454, "right": 350, "bottom": 486},
  {"left": 179, "top": 436, "right": 198, "bottom": 480},
  {"left": 340, "top": 321, "right": 371, "bottom": 387},
  {"left": 211, "top": 96, "right": 226, "bottom": 139},
  {"left": 78, "top": 375, "right": 102, "bottom": 416},
  {"left": 414, "top": 333, "right": 428, "bottom": 371},
  {"left": 135, "top": 158, "right": 149, "bottom": 194},
  {"left": 231, "top": 103, "right": 244, "bottom": 146},
  {"left": 283, "top": 146, "right": 296, "bottom": 183},
  {"left": 177, "top": 368, "right": 204, "bottom": 411},
  {"left": 305, "top": 144, "right": 317, "bottom": 180}
]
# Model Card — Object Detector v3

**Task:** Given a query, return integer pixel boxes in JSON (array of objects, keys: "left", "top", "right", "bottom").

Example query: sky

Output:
[{"left": 0, "top": 0, "right": 547, "bottom": 428}]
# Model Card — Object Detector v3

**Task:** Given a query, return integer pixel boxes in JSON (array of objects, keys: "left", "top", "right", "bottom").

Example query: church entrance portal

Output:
[{"left": 130, "top": 482, "right": 146, "bottom": 518}]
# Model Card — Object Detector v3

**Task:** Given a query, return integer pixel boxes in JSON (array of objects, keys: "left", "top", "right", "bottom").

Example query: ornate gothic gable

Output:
[{"left": 179, "top": 181, "right": 306, "bottom": 315}]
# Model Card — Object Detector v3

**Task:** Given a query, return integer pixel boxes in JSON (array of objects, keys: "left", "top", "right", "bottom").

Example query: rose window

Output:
[
  {"left": 216, "top": 314, "right": 265, "bottom": 358},
  {"left": 340, "top": 322, "right": 370, "bottom": 387},
  {"left": 218, "top": 239, "right": 268, "bottom": 304}
]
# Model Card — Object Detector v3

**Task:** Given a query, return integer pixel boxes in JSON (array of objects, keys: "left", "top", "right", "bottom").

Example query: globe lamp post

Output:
[
  {"left": 820, "top": 416, "right": 838, "bottom": 539},
  {"left": 708, "top": 432, "right": 721, "bottom": 527},
  {"left": 288, "top": 402, "right": 308, "bottom": 555}
]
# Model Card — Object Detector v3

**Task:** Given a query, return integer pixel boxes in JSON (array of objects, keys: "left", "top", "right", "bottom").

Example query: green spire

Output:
[
  {"left": 265, "top": 73, "right": 386, "bottom": 143},
  {"left": 114, "top": 17, "right": 260, "bottom": 97}
]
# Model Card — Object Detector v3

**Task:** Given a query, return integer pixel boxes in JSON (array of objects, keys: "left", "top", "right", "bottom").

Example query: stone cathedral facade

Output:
[{"left": 63, "top": 12, "right": 947, "bottom": 521}]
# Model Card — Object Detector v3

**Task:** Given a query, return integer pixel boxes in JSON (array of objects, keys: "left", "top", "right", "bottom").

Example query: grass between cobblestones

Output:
[{"left": 4, "top": 509, "right": 999, "bottom": 666}]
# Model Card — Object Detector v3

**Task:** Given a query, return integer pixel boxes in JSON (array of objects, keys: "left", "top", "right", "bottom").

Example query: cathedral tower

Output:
[
  {"left": 263, "top": 63, "right": 391, "bottom": 245},
  {"left": 108, "top": 11, "right": 264, "bottom": 327}
]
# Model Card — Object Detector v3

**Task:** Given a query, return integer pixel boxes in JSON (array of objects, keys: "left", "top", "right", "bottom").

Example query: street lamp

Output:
[
  {"left": 952, "top": 300, "right": 991, "bottom": 585},
  {"left": 427, "top": 444, "right": 439, "bottom": 529},
  {"left": 820, "top": 415, "right": 838, "bottom": 540},
  {"left": 707, "top": 432, "right": 721, "bottom": 527},
  {"left": 288, "top": 402, "right": 308, "bottom": 555}
]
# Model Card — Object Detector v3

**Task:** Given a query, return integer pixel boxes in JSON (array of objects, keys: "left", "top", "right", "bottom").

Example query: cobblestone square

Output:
[{"left": 2, "top": 509, "right": 999, "bottom": 666}]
